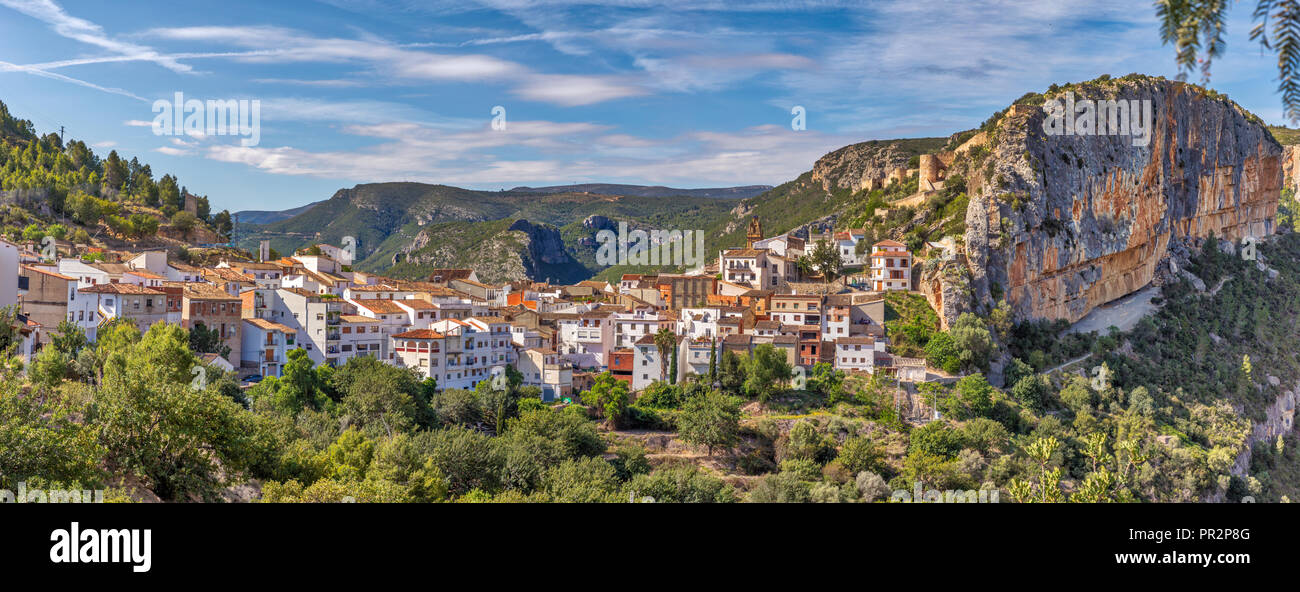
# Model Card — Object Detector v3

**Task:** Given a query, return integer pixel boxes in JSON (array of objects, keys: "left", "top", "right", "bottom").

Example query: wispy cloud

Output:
[
  {"left": 0, "top": 58, "right": 147, "bottom": 101},
  {"left": 0, "top": 0, "right": 192, "bottom": 72},
  {"left": 203, "top": 115, "right": 849, "bottom": 187},
  {"left": 137, "top": 24, "right": 654, "bottom": 106}
]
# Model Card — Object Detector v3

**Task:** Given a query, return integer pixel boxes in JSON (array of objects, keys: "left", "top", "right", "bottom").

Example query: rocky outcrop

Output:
[
  {"left": 582, "top": 214, "right": 615, "bottom": 232},
  {"left": 811, "top": 141, "right": 922, "bottom": 192},
  {"left": 961, "top": 76, "right": 1281, "bottom": 323},
  {"left": 919, "top": 256, "right": 974, "bottom": 330},
  {"left": 1208, "top": 384, "right": 1298, "bottom": 502},
  {"left": 1283, "top": 145, "right": 1300, "bottom": 194},
  {"left": 507, "top": 219, "right": 571, "bottom": 266}
]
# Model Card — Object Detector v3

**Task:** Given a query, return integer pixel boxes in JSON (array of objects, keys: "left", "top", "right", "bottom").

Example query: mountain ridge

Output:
[{"left": 509, "top": 183, "right": 773, "bottom": 199}]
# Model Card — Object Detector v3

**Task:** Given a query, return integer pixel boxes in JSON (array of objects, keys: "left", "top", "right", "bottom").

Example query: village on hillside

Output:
[{"left": 1, "top": 214, "right": 945, "bottom": 420}]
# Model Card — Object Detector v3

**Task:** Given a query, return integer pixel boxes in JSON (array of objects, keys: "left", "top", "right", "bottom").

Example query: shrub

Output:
[{"left": 855, "top": 472, "right": 891, "bottom": 502}]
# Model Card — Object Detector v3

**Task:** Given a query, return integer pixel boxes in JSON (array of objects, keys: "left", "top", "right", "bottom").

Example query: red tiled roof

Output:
[
  {"left": 352, "top": 299, "right": 406, "bottom": 314},
  {"left": 392, "top": 329, "right": 445, "bottom": 339}
]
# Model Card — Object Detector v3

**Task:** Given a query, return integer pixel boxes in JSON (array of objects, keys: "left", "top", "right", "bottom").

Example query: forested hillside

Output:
[{"left": 0, "top": 100, "right": 232, "bottom": 249}]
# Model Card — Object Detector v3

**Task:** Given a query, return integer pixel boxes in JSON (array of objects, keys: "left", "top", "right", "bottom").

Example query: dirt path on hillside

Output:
[{"left": 1065, "top": 285, "right": 1160, "bottom": 335}]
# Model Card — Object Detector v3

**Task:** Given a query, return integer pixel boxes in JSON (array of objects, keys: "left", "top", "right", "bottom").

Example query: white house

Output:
[
  {"left": 613, "top": 309, "right": 669, "bottom": 349},
  {"left": 869, "top": 240, "right": 913, "bottom": 291},
  {"left": 57, "top": 258, "right": 111, "bottom": 289},
  {"left": 516, "top": 347, "right": 573, "bottom": 401},
  {"left": 241, "top": 317, "right": 297, "bottom": 378},
  {"left": 631, "top": 333, "right": 687, "bottom": 391},
  {"left": 390, "top": 329, "right": 447, "bottom": 384},
  {"left": 833, "top": 336, "right": 887, "bottom": 373},
  {"left": 338, "top": 315, "right": 385, "bottom": 363},
  {"left": 0, "top": 239, "right": 18, "bottom": 309},
  {"left": 555, "top": 310, "right": 615, "bottom": 370}
]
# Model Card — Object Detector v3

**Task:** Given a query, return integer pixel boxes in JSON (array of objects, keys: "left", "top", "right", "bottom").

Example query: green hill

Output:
[{"left": 0, "top": 99, "right": 232, "bottom": 250}]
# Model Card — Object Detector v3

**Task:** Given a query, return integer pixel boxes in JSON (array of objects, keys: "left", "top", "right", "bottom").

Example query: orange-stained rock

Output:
[{"left": 959, "top": 76, "right": 1282, "bottom": 325}]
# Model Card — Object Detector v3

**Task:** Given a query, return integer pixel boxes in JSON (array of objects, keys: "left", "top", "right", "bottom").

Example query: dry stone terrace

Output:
[{"left": 4, "top": 220, "right": 937, "bottom": 399}]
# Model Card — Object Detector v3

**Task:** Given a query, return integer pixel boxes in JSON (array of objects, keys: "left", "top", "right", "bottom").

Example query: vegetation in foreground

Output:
[{"left": 5, "top": 234, "right": 1298, "bottom": 503}]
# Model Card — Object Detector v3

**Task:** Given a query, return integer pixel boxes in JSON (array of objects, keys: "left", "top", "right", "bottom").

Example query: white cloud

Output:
[{"left": 511, "top": 74, "right": 647, "bottom": 106}]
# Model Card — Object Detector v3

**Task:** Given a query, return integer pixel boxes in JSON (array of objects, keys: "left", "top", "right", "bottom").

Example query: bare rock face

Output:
[
  {"left": 1283, "top": 145, "right": 1300, "bottom": 194},
  {"left": 507, "top": 219, "right": 571, "bottom": 266},
  {"left": 919, "top": 256, "right": 974, "bottom": 331},
  {"left": 963, "top": 76, "right": 1281, "bottom": 323},
  {"left": 811, "top": 141, "right": 916, "bottom": 192}
]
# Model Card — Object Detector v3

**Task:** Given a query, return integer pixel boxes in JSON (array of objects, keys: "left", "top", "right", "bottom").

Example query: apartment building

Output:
[
  {"left": 350, "top": 298, "right": 413, "bottom": 360},
  {"left": 270, "top": 288, "right": 343, "bottom": 366},
  {"left": 429, "top": 318, "right": 516, "bottom": 390},
  {"left": 719, "top": 248, "right": 769, "bottom": 288},
  {"left": 339, "top": 315, "right": 385, "bottom": 363}
]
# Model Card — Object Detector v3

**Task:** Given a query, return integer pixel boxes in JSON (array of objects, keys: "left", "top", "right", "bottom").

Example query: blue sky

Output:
[{"left": 0, "top": 0, "right": 1290, "bottom": 213}]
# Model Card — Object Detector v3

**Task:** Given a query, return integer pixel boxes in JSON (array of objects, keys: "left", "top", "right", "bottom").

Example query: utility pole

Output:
[{"left": 59, "top": 126, "right": 64, "bottom": 145}]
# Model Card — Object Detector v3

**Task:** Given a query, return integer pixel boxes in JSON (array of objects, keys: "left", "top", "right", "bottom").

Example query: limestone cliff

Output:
[{"left": 951, "top": 76, "right": 1281, "bottom": 324}]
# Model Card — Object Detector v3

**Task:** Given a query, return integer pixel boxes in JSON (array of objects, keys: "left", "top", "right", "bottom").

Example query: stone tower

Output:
[{"left": 745, "top": 216, "right": 763, "bottom": 249}]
